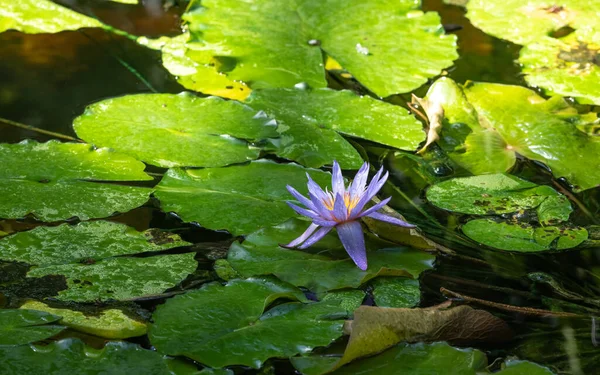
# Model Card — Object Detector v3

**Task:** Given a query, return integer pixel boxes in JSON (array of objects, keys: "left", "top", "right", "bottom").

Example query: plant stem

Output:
[{"left": 0, "top": 117, "right": 81, "bottom": 142}]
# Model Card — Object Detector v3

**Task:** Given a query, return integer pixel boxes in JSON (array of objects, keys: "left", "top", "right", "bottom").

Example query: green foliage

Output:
[
  {"left": 0, "top": 309, "right": 64, "bottom": 345},
  {"left": 372, "top": 277, "right": 421, "bottom": 308},
  {"left": 0, "top": 141, "right": 151, "bottom": 221},
  {"left": 155, "top": 161, "right": 332, "bottom": 235},
  {"left": 73, "top": 93, "right": 278, "bottom": 168}
]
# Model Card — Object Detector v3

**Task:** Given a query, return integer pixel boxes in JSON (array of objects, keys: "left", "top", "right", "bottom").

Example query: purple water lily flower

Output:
[{"left": 283, "top": 160, "right": 415, "bottom": 270}]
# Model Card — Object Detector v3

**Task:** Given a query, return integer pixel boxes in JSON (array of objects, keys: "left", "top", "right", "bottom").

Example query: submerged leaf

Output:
[
  {"left": 155, "top": 161, "right": 331, "bottom": 235},
  {"left": 0, "top": 141, "right": 151, "bottom": 221},
  {"left": 0, "top": 309, "right": 64, "bottom": 346}
]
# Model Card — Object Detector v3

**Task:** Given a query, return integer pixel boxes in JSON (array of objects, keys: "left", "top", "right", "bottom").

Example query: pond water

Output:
[{"left": 1, "top": 1, "right": 599, "bottom": 374}]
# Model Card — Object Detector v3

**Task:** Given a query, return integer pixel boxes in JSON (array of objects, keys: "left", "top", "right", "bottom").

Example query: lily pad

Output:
[
  {"left": 372, "top": 277, "right": 421, "bottom": 308},
  {"left": 0, "top": 141, "right": 152, "bottom": 221},
  {"left": 181, "top": 0, "right": 457, "bottom": 97},
  {"left": 245, "top": 88, "right": 424, "bottom": 168},
  {"left": 20, "top": 301, "right": 147, "bottom": 339},
  {"left": 426, "top": 174, "right": 572, "bottom": 224},
  {"left": 420, "top": 78, "right": 600, "bottom": 191},
  {"left": 0, "top": 221, "right": 190, "bottom": 266},
  {"left": 27, "top": 252, "right": 197, "bottom": 302},
  {"left": 0, "top": 309, "right": 64, "bottom": 346},
  {"left": 150, "top": 277, "right": 350, "bottom": 368},
  {"left": 154, "top": 161, "right": 331, "bottom": 235},
  {"left": 228, "top": 219, "right": 435, "bottom": 293},
  {"left": 73, "top": 93, "right": 278, "bottom": 168},
  {"left": 462, "top": 219, "right": 588, "bottom": 252},
  {"left": 497, "top": 359, "right": 556, "bottom": 374},
  {"left": 0, "top": 0, "right": 104, "bottom": 34},
  {"left": 0, "top": 338, "right": 176, "bottom": 375}
]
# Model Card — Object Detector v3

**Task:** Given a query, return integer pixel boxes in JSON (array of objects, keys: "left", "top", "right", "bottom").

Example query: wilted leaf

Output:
[{"left": 0, "top": 309, "right": 64, "bottom": 345}]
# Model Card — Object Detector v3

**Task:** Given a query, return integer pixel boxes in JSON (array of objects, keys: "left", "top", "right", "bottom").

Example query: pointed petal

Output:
[
  {"left": 287, "top": 202, "right": 321, "bottom": 220},
  {"left": 312, "top": 218, "right": 338, "bottom": 227},
  {"left": 286, "top": 185, "right": 315, "bottom": 210},
  {"left": 306, "top": 173, "right": 329, "bottom": 202},
  {"left": 308, "top": 192, "right": 334, "bottom": 220},
  {"left": 298, "top": 226, "right": 333, "bottom": 249},
  {"left": 281, "top": 223, "right": 319, "bottom": 248},
  {"left": 349, "top": 162, "right": 369, "bottom": 198},
  {"left": 336, "top": 221, "right": 368, "bottom": 270},
  {"left": 333, "top": 193, "right": 348, "bottom": 222},
  {"left": 353, "top": 170, "right": 389, "bottom": 214},
  {"left": 366, "top": 211, "right": 416, "bottom": 228},
  {"left": 331, "top": 160, "right": 345, "bottom": 196},
  {"left": 356, "top": 197, "right": 391, "bottom": 218}
]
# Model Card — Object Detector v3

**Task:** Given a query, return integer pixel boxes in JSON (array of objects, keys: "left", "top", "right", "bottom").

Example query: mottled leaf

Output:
[
  {"left": 372, "top": 277, "right": 420, "bottom": 308},
  {"left": 0, "top": 309, "right": 64, "bottom": 346}
]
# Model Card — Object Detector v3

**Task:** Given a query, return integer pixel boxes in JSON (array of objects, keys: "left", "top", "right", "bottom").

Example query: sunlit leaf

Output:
[
  {"left": 246, "top": 88, "right": 424, "bottom": 168},
  {"left": 20, "top": 301, "right": 147, "bottom": 339},
  {"left": 181, "top": 0, "right": 457, "bottom": 97},
  {"left": 0, "top": 221, "right": 190, "bottom": 266},
  {"left": 496, "top": 359, "right": 556, "bottom": 375},
  {"left": 73, "top": 93, "right": 278, "bottom": 168},
  {"left": 154, "top": 161, "right": 332, "bottom": 235},
  {"left": 150, "top": 277, "right": 350, "bottom": 368},
  {"left": 0, "top": 141, "right": 151, "bottom": 221},
  {"left": 228, "top": 219, "right": 435, "bottom": 293},
  {"left": 0, "top": 0, "right": 104, "bottom": 34},
  {"left": 0, "top": 309, "right": 64, "bottom": 345}
]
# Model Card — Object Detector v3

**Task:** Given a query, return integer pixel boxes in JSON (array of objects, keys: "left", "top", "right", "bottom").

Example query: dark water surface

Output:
[{"left": 1, "top": 1, "right": 599, "bottom": 374}]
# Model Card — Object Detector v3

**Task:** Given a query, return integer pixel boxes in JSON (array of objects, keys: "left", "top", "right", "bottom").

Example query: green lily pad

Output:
[
  {"left": 462, "top": 219, "right": 588, "bottom": 252},
  {"left": 420, "top": 78, "right": 600, "bottom": 191},
  {"left": 466, "top": 0, "right": 599, "bottom": 45},
  {"left": 321, "top": 290, "right": 365, "bottom": 312},
  {"left": 0, "top": 338, "right": 176, "bottom": 375},
  {"left": 245, "top": 88, "right": 424, "bottom": 168},
  {"left": 20, "top": 301, "right": 146, "bottom": 339},
  {"left": 426, "top": 174, "right": 572, "bottom": 224},
  {"left": 228, "top": 219, "right": 435, "bottom": 293},
  {"left": 181, "top": 0, "right": 457, "bottom": 97},
  {"left": 496, "top": 360, "right": 556, "bottom": 375},
  {"left": 27, "top": 252, "right": 197, "bottom": 302},
  {"left": 372, "top": 277, "right": 421, "bottom": 308},
  {"left": 0, "top": 221, "right": 190, "bottom": 266},
  {"left": 0, "top": 309, "right": 64, "bottom": 346},
  {"left": 293, "top": 342, "right": 487, "bottom": 375},
  {"left": 150, "top": 277, "right": 350, "bottom": 368},
  {"left": 73, "top": 93, "right": 278, "bottom": 168},
  {"left": 154, "top": 161, "right": 331, "bottom": 235},
  {"left": 0, "top": 0, "right": 104, "bottom": 34},
  {"left": 520, "top": 32, "right": 600, "bottom": 105},
  {"left": 0, "top": 141, "right": 152, "bottom": 221}
]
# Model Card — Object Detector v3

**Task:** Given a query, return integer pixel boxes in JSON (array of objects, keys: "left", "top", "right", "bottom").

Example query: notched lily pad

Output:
[
  {"left": 0, "top": 141, "right": 152, "bottom": 221},
  {"left": 154, "top": 161, "right": 332, "bottom": 235},
  {"left": 0, "top": 309, "right": 64, "bottom": 346},
  {"left": 73, "top": 93, "right": 278, "bottom": 168}
]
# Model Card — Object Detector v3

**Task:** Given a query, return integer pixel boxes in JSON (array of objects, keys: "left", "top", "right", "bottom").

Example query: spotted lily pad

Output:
[
  {"left": 0, "top": 338, "right": 177, "bottom": 375},
  {"left": 0, "top": 309, "right": 64, "bottom": 346},
  {"left": 0, "top": 141, "right": 152, "bottom": 221},
  {"left": 150, "top": 277, "right": 350, "bottom": 368},
  {"left": 0, "top": 0, "right": 104, "bottom": 34},
  {"left": 462, "top": 219, "right": 588, "bottom": 252},
  {"left": 181, "top": 0, "right": 457, "bottom": 97},
  {"left": 420, "top": 78, "right": 600, "bottom": 191},
  {"left": 0, "top": 221, "right": 190, "bottom": 266},
  {"left": 228, "top": 219, "right": 435, "bottom": 293},
  {"left": 20, "top": 301, "right": 147, "bottom": 339},
  {"left": 154, "top": 161, "right": 331, "bottom": 235},
  {"left": 245, "top": 88, "right": 424, "bottom": 169},
  {"left": 372, "top": 277, "right": 421, "bottom": 308},
  {"left": 73, "top": 93, "right": 278, "bottom": 168},
  {"left": 426, "top": 174, "right": 572, "bottom": 225}
]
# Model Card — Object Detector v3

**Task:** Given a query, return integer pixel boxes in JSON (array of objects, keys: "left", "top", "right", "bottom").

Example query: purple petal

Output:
[
  {"left": 336, "top": 221, "right": 368, "bottom": 270},
  {"left": 308, "top": 192, "right": 334, "bottom": 220},
  {"left": 332, "top": 193, "right": 348, "bottom": 222},
  {"left": 306, "top": 173, "right": 329, "bottom": 202},
  {"left": 312, "top": 218, "right": 338, "bottom": 227},
  {"left": 366, "top": 211, "right": 416, "bottom": 228},
  {"left": 331, "top": 160, "right": 345, "bottom": 196},
  {"left": 281, "top": 223, "right": 319, "bottom": 248},
  {"left": 353, "top": 170, "right": 389, "bottom": 214},
  {"left": 287, "top": 202, "right": 321, "bottom": 220},
  {"left": 298, "top": 226, "right": 333, "bottom": 249},
  {"left": 355, "top": 196, "right": 391, "bottom": 218},
  {"left": 286, "top": 185, "right": 315, "bottom": 210},
  {"left": 349, "top": 162, "right": 369, "bottom": 198}
]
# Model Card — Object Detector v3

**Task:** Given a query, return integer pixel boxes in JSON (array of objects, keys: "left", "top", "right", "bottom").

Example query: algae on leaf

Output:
[
  {"left": 0, "top": 309, "right": 64, "bottom": 346},
  {"left": 246, "top": 88, "right": 424, "bottom": 169},
  {"left": 73, "top": 93, "right": 278, "bottom": 168},
  {"left": 0, "top": 141, "right": 152, "bottom": 221},
  {"left": 180, "top": 0, "right": 457, "bottom": 97}
]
